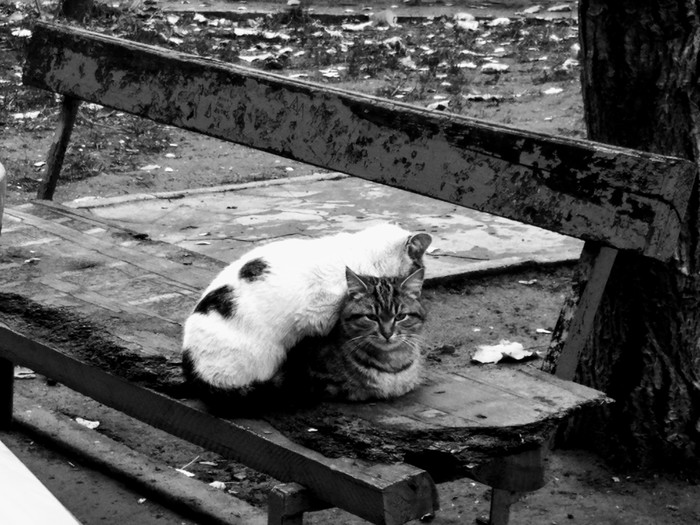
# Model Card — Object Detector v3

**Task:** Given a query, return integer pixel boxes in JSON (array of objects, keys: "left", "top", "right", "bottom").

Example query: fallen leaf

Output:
[
  {"left": 342, "top": 21, "right": 373, "bottom": 32},
  {"left": 481, "top": 63, "right": 510, "bottom": 74},
  {"left": 518, "top": 279, "right": 538, "bottom": 285},
  {"left": 14, "top": 367, "right": 36, "bottom": 379},
  {"left": 209, "top": 481, "right": 227, "bottom": 489},
  {"left": 13, "top": 110, "right": 40, "bottom": 120},
  {"left": 517, "top": 5, "right": 542, "bottom": 15},
  {"left": 234, "top": 27, "right": 258, "bottom": 36},
  {"left": 319, "top": 68, "right": 340, "bottom": 78},
  {"left": 559, "top": 57, "right": 579, "bottom": 71},
  {"left": 543, "top": 87, "right": 563, "bottom": 95},
  {"left": 239, "top": 53, "right": 274, "bottom": 63},
  {"left": 548, "top": 3, "right": 573, "bottom": 12},
  {"left": 399, "top": 56, "right": 418, "bottom": 70},
  {"left": 472, "top": 340, "right": 535, "bottom": 364},
  {"left": 176, "top": 468, "right": 196, "bottom": 477},
  {"left": 454, "top": 12, "right": 479, "bottom": 31},
  {"left": 488, "top": 17, "right": 511, "bottom": 27},
  {"left": 11, "top": 28, "right": 32, "bottom": 38},
  {"left": 75, "top": 417, "right": 100, "bottom": 430}
]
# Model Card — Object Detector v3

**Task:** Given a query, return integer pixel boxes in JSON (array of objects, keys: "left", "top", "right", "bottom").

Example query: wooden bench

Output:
[{"left": 0, "top": 20, "right": 695, "bottom": 524}]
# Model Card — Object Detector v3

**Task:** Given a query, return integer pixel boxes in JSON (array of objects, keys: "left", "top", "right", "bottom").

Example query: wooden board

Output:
[
  {"left": 0, "top": 202, "right": 607, "bottom": 491},
  {"left": 22, "top": 22, "right": 696, "bottom": 261},
  {"left": 0, "top": 327, "right": 437, "bottom": 525}
]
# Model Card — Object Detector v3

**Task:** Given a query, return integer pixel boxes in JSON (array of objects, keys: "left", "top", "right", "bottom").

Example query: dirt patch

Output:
[{"left": 1, "top": 0, "right": 582, "bottom": 205}]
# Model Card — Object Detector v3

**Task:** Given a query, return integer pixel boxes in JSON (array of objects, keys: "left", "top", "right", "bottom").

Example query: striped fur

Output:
[
  {"left": 182, "top": 223, "right": 431, "bottom": 409},
  {"left": 288, "top": 267, "right": 426, "bottom": 401}
]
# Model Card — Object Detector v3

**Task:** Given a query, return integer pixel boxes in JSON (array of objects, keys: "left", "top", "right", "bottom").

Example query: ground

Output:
[{"left": 1, "top": 0, "right": 699, "bottom": 524}]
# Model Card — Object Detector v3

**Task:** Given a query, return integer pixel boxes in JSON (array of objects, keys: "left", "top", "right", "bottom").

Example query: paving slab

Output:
[{"left": 66, "top": 174, "right": 583, "bottom": 280}]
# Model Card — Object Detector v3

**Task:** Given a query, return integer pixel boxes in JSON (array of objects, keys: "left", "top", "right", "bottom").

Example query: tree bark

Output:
[{"left": 547, "top": 0, "right": 700, "bottom": 468}]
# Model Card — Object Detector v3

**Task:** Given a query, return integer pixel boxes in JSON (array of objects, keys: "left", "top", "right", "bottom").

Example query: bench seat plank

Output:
[
  {"left": 0, "top": 327, "right": 437, "bottom": 525},
  {"left": 0, "top": 202, "right": 606, "bottom": 491},
  {"left": 22, "top": 21, "right": 696, "bottom": 261}
]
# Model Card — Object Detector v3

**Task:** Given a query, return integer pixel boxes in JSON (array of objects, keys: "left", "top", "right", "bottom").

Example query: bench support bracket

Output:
[{"left": 37, "top": 96, "right": 80, "bottom": 200}]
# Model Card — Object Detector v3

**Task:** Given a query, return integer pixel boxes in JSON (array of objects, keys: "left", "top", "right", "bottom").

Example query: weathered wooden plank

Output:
[
  {"left": 552, "top": 243, "right": 618, "bottom": 380},
  {"left": 6, "top": 207, "right": 210, "bottom": 291},
  {"left": 334, "top": 366, "right": 606, "bottom": 434},
  {"left": 0, "top": 327, "right": 438, "bottom": 525},
  {"left": 23, "top": 22, "right": 696, "bottom": 261}
]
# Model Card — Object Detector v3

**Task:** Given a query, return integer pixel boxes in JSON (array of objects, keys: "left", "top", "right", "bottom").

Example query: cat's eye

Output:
[
  {"left": 348, "top": 313, "right": 377, "bottom": 322},
  {"left": 395, "top": 313, "right": 408, "bottom": 321}
]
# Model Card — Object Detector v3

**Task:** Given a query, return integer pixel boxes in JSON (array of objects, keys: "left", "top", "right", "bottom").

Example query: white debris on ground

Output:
[{"left": 472, "top": 340, "right": 537, "bottom": 364}]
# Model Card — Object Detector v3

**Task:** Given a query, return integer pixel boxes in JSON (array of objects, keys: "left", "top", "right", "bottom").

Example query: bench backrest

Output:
[{"left": 22, "top": 21, "right": 696, "bottom": 262}]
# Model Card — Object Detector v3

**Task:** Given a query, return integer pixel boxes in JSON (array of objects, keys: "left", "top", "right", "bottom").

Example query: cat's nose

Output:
[{"left": 379, "top": 323, "right": 394, "bottom": 341}]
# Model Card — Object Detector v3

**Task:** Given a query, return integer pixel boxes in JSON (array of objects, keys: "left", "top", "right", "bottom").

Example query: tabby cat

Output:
[
  {"left": 287, "top": 266, "right": 426, "bottom": 401},
  {"left": 182, "top": 223, "right": 431, "bottom": 404}
]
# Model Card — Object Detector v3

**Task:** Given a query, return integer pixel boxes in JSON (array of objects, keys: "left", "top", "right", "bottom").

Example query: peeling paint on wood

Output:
[{"left": 23, "top": 22, "right": 696, "bottom": 261}]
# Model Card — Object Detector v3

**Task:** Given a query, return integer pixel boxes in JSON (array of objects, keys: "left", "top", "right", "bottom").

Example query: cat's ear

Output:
[
  {"left": 345, "top": 267, "right": 369, "bottom": 296},
  {"left": 401, "top": 267, "right": 425, "bottom": 298},
  {"left": 406, "top": 233, "right": 432, "bottom": 261}
]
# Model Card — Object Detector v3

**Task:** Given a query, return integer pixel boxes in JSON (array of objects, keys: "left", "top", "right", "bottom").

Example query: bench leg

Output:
[
  {"left": 37, "top": 96, "right": 80, "bottom": 200},
  {"left": 0, "top": 357, "right": 14, "bottom": 430},
  {"left": 268, "top": 483, "right": 326, "bottom": 525},
  {"left": 471, "top": 445, "right": 549, "bottom": 525},
  {"left": 488, "top": 489, "right": 519, "bottom": 525}
]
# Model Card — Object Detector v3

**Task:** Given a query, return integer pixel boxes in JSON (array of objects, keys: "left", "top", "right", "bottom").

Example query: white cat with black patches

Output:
[{"left": 182, "top": 223, "right": 432, "bottom": 402}]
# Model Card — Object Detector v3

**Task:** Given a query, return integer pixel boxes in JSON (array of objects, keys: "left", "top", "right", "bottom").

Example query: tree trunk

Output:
[{"left": 547, "top": 0, "right": 700, "bottom": 468}]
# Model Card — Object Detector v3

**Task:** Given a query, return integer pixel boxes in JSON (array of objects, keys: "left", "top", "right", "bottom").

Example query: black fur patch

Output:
[
  {"left": 181, "top": 349, "right": 197, "bottom": 383},
  {"left": 239, "top": 257, "right": 269, "bottom": 282},
  {"left": 194, "top": 285, "right": 236, "bottom": 318},
  {"left": 181, "top": 353, "right": 310, "bottom": 416}
]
